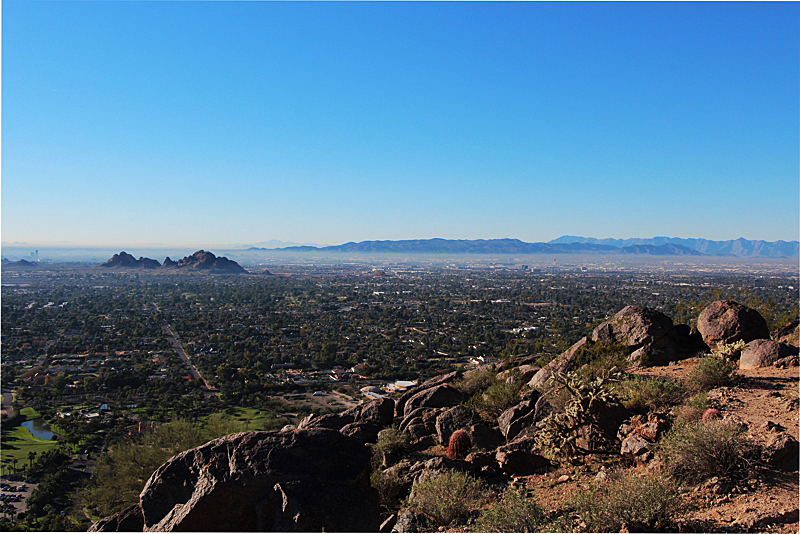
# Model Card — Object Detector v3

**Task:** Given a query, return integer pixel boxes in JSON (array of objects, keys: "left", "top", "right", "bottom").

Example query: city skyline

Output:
[{"left": 3, "top": 1, "right": 798, "bottom": 248}]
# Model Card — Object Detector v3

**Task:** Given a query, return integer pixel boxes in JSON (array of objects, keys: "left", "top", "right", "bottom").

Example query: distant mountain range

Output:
[
  {"left": 259, "top": 237, "right": 798, "bottom": 257},
  {"left": 549, "top": 236, "right": 799, "bottom": 258},
  {"left": 101, "top": 251, "right": 247, "bottom": 273}
]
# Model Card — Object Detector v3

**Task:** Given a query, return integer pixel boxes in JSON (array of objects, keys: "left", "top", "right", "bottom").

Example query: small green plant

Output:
[
  {"left": 618, "top": 375, "right": 686, "bottom": 412},
  {"left": 466, "top": 376, "right": 527, "bottom": 419},
  {"left": 713, "top": 339, "right": 746, "bottom": 360},
  {"left": 473, "top": 485, "right": 545, "bottom": 532},
  {"left": 657, "top": 420, "right": 756, "bottom": 484},
  {"left": 572, "top": 470, "right": 686, "bottom": 532},
  {"left": 571, "top": 338, "right": 630, "bottom": 379},
  {"left": 405, "top": 469, "right": 486, "bottom": 527},
  {"left": 446, "top": 429, "right": 471, "bottom": 460},
  {"left": 453, "top": 367, "right": 496, "bottom": 397},
  {"left": 371, "top": 426, "right": 411, "bottom": 468},
  {"left": 684, "top": 355, "right": 737, "bottom": 393},
  {"left": 371, "top": 468, "right": 407, "bottom": 508},
  {"left": 676, "top": 392, "right": 710, "bottom": 423}
]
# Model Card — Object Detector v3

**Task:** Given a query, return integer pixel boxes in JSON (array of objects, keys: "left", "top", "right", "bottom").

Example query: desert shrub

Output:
[
  {"left": 371, "top": 468, "right": 407, "bottom": 508},
  {"left": 684, "top": 355, "right": 736, "bottom": 393},
  {"left": 618, "top": 375, "right": 686, "bottom": 412},
  {"left": 466, "top": 376, "right": 527, "bottom": 419},
  {"left": 572, "top": 470, "right": 686, "bottom": 532},
  {"left": 405, "top": 469, "right": 486, "bottom": 527},
  {"left": 676, "top": 392, "right": 710, "bottom": 423},
  {"left": 657, "top": 420, "right": 757, "bottom": 484},
  {"left": 453, "top": 367, "right": 496, "bottom": 397},
  {"left": 372, "top": 426, "right": 411, "bottom": 467},
  {"left": 472, "top": 485, "right": 545, "bottom": 532},
  {"left": 572, "top": 338, "right": 630, "bottom": 379}
]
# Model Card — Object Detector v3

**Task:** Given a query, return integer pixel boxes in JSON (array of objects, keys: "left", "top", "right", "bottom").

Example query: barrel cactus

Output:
[{"left": 447, "top": 429, "right": 471, "bottom": 460}]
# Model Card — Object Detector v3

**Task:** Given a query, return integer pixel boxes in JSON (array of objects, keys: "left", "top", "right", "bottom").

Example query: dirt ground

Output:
[{"left": 514, "top": 360, "right": 799, "bottom": 533}]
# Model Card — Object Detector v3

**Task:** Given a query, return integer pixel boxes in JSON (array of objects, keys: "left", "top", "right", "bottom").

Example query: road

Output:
[{"left": 161, "top": 323, "right": 218, "bottom": 394}]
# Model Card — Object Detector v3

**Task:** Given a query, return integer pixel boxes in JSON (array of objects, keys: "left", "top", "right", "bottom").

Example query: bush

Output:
[
  {"left": 618, "top": 375, "right": 686, "bottom": 412},
  {"left": 657, "top": 420, "right": 756, "bottom": 484},
  {"left": 405, "top": 469, "right": 486, "bottom": 527},
  {"left": 466, "top": 377, "right": 527, "bottom": 419},
  {"left": 371, "top": 468, "right": 407, "bottom": 508},
  {"left": 684, "top": 355, "right": 736, "bottom": 393},
  {"left": 676, "top": 392, "right": 710, "bottom": 423},
  {"left": 473, "top": 486, "right": 545, "bottom": 532},
  {"left": 371, "top": 426, "right": 411, "bottom": 468},
  {"left": 572, "top": 471, "right": 686, "bottom": 532},
  {"left": 453, "top": 367, "right": 496, "bottom": 397}
]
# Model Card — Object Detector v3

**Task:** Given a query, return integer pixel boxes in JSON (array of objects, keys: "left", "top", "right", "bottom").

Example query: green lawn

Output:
[{"left": 1, "top": 407, "right": 60, "bottom": 473}]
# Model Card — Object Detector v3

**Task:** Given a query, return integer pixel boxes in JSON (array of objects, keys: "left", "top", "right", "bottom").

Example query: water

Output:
[{"left": 22, "top": 419, "right": 56, "bottom": 441}]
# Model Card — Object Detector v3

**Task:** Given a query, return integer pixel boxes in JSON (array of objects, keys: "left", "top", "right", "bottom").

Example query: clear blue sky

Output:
[{"left": 3, "top": 1, "right": 798, "bottom": 247}]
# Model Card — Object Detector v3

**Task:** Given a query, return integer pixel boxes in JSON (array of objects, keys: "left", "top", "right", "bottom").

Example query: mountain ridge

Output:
[{"left": 266, "top": 237, "right": 796, "bottom": 257}]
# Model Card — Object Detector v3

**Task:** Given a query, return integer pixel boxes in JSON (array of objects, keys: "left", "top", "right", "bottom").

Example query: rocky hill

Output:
[
  {"left": 91, "top": 300, "right": 798, "bottom": 532},
  {"left": 100, "top": 250, "right": 247, "bottom": 273}
]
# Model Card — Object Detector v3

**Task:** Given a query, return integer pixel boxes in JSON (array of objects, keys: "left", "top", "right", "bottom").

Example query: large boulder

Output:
[
  {"left": 739, "top": 340, "right": 799, "bottom": 369},
  {"left": 762, "top": 432, "right": 799, "bottom": 470},
  {"left": 136, "top": 429, "right": 379, "bottom": 532},
  {"left": 90, "top": 504, "right": 145, "bottom": 532},
  {"left": 357, "top": 397, "right": 395, "bottom": 427},
  {"left": 497, "top": 398, "right": 538, "bottom": 442},
  {"left": 592, "top": 305, "right": 675, "bottom": 350},
  {"left": 403, "top": 384, "right": 464, "bottom": 418},
  {"left": 494, "top": 438, "right": 551, "bottom": 475},
  {"left": 773, "top": 320, "right": 799, "bottom": 347},
  {"left": 297, "top": 412, "right": 356, "bottom": 431},
  {"left": 697, "top": 300, "right": 770, "bottom": 349},
  {"left": 435, "top": 405, "right": 481, "bottom": 446},
  {"left": 528, "top": 336, "right": 592, "bottom": 389},
  {"left": 497, "top": 364, "right": 540, "bottom": 384},
  {"left": 394, "top": 371, "right": 461, "bottom": 418}
]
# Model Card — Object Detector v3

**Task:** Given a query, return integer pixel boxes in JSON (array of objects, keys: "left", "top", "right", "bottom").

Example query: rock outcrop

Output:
[
  {"left": 134, "top": 429, "right": 379, "bottom": 532},
  {"left": 101, "top": 252, "right": 161, "bottom": 269},
  {"left": 697, "top": 300, "right": 770, "bottom": 349},
  {"left": 101, "top": 250, "right": 247, "bottom": 273}
]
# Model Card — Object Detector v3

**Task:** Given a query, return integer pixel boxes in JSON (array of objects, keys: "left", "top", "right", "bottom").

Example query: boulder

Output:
[
  {"left": 137, "top": 429, "right": 379, "bottom": 532},
  {"left": 394, "top": 371, "right": 461, "bottom": 418},
  {"left": 497, "top": 399, "right": 537, "bottom": 442},
  {"left": 340, "top": 422, "right": 382, "bottom": 443},
  {"left": 403, "top": 384, "right": 464, "bottom": 418},
  {"left": 697, "top": 300, "right": 770, "bottom": 349},
  {"left": 739, "top": 340, "right": 799, "bottom": 369},
  {"left": 762, "top": 432, "right": 799, "bottom": 471},
  {"left": 773, "top": 320, "right": 799, "bottom": 347},
  {"left": 467, "top": 423, "right": 505, "bottom": 451},
  {"left": 435, "top": 405, "right": 481, "bottom": 445},
  {"left": 297, "top": 412, "right": 356, "bottom": 431},
  {"left": 528, "top": 336, "right": 592, "bottom": 389},
  {"left": 90, "top": 504, "right": 144, "bottom": 532},
  {"left": 495, "top": 438, "right": 550, "bottom": 475},
  {"left": 496, "top": 364, "right": 540, "bottom": 384},
  {"left": 357, "top": 397, "right": 396, "bottom": 427},
  {"left": 620, "top": 433, "right": 651, "bottom": 459},
  {"left": 592, "top": 305, "right": 676, "bottom": 351}
]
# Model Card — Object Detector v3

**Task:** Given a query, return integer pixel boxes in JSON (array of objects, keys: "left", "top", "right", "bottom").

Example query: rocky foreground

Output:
[{"left": 91, "top": 300, "right": 799, "bottom": 532}]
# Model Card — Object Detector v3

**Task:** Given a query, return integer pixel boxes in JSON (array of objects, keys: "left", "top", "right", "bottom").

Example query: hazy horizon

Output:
[{"left": 3, "top": 1, "right": 798, "bottom": 247}]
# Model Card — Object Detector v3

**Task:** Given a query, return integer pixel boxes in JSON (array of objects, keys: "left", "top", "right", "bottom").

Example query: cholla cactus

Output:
[
  {"left": 712, "top": 340, "right": 746, "bottom": 360},
  {"left": 447, "top": 429, "right": 471, "bottom": 460},
  {"left": 535, "top": 368, "right": 625, "bottom": 458}
]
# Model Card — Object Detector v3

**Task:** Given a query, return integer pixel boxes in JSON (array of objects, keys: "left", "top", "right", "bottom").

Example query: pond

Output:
[{"left": 22, "top": 418, "right": 57, "bottom": 441}]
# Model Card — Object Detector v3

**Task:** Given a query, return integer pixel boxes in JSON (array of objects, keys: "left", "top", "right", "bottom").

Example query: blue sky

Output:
[{"left": 3, "top": 1, "right": 798, "bottom": 247}]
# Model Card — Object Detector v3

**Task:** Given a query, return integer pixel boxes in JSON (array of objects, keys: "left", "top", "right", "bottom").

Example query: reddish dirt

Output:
[{"left": 513, "top": 360, "right": 800, "bottom": 533}]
